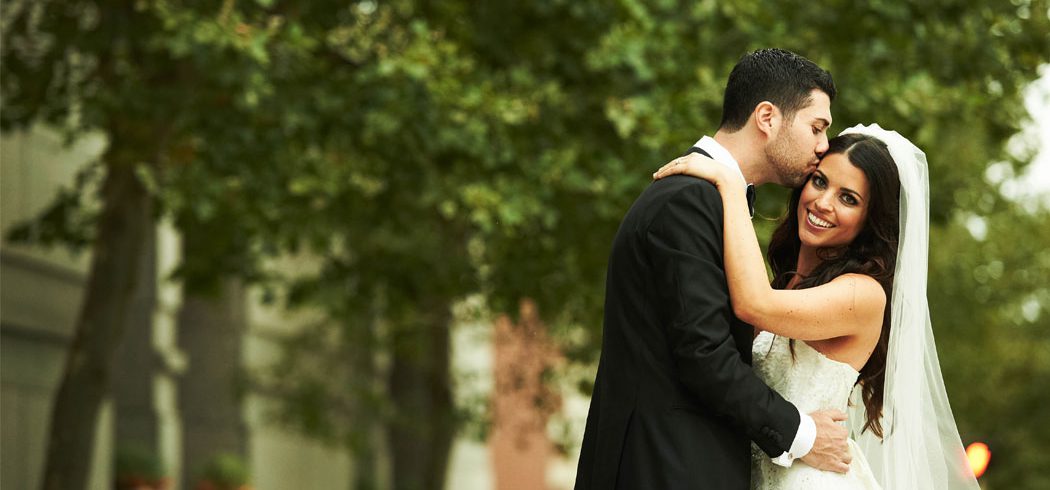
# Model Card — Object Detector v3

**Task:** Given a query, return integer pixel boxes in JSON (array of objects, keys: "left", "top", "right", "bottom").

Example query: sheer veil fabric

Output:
[{"left": 839, "top": 124, "right": 980, "bottom": 489}]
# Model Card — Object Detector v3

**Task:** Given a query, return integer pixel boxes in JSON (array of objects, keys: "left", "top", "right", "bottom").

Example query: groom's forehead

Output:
[{"left": 803, "top": 90, "right": 833, "bottom": 125}]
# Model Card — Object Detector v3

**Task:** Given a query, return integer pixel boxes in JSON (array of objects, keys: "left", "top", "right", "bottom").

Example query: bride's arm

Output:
[{"left": 653, "top": 154, "right": 885, "bottom": 341}]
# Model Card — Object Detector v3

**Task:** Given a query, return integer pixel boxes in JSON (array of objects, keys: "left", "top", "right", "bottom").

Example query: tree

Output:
[{"left": 1, "top": 1, "right": 352, "bottom": 488}]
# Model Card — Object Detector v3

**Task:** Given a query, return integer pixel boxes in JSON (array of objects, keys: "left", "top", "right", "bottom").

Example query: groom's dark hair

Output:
[{"left": 719, "top": 48, "right": 836, "bottom": 132}]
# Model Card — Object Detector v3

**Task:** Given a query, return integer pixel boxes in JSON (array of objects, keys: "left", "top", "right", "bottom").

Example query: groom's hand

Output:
[{"left": 801, "top": 409, "right": 851, "bottom": 473}]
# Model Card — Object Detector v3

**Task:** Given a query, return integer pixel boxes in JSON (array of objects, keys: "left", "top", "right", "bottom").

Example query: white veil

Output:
[{"left": 839, "top": 124, "right": 979, "bottom": 489}]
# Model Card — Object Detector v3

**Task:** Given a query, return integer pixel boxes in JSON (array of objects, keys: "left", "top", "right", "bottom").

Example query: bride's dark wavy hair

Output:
[{"left": 767, "top": 133, "right": 900, "bottom": 439}]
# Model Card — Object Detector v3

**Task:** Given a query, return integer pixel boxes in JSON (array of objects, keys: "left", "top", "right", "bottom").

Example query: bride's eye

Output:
[
  {"left": 841, "top": 193, "right": 859, "bottom": 206},
  {"left": 811, "top": 175, "right": 827, "bottom": 189}
]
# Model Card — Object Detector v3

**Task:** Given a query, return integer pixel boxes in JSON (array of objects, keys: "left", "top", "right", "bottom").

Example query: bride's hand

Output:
[{"left": 652, "top": 153, "right": 732, "bottom": 187}]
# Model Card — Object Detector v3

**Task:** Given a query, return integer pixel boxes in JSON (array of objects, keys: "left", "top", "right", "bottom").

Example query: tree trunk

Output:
[
  {"left": 178, "top": 279, "right": 248, "bottom": 489},
  {"left": 352, "top": 420, "right": 379, "bottom": 490},
  {"left": 387, "top": 302, "right": 455, "bottom": 490},
  {"left": 40, "top": 157, "right": 153, "bottom": 490},
  {"left": 352, "top": 349, "right": 380, "bottom": 490}
]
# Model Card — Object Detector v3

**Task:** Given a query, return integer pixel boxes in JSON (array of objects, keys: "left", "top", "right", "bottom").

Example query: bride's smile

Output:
[{"left": 806, "top": 210, "right": 834, "bottom": 229}]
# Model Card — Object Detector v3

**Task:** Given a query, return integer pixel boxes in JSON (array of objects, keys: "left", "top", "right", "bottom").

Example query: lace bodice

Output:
[
  {"left": 751, "top": 331, "right": 860, "bottom": 413},
  {"left": 749, "top": 331, "right": 881, "bottom": 490}
]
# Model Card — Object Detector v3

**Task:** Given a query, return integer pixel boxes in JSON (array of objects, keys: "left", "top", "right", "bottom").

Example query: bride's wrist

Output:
[
  {"left": 715, "top": 170, "right": 740, "bottom": 191},
  {"left": 720, "top": 177, "right": 747, "bottom": 197}
]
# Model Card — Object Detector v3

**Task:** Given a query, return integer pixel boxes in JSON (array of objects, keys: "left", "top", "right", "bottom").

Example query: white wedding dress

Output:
[{"left": 750, "top": 331, "right": 882, "bottom": 490}]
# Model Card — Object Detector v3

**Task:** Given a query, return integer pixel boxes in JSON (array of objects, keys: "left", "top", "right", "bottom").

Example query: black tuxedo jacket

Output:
[{"left": 575, "top": 148, "right": 800, "bottom": 490}]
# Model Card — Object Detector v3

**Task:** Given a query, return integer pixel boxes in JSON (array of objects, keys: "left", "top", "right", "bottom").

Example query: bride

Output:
[{"left": 653, "top": 124, "right": 979, "bottom": 489}]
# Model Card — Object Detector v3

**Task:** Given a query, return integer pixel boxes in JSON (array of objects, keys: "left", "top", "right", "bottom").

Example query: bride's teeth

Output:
[{"left": 807, "top": 212, "right": 833, "bottom": 228}]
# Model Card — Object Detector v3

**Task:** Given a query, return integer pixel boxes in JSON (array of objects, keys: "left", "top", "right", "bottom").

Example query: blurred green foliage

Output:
[
  {"left": 196, "top": 453, "right": 250, "bottom": 489},
  {"left": 114, "top": 445, "right": 166, "bottom": 481},
  {"left": 3, "top": 0, "right": 1049, "bottom": 488}
]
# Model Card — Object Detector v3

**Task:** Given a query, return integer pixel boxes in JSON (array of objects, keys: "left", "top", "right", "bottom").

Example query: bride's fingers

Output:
[
  {"left": 653, "top": 156, "right": 698, "bottom": 179},
  {"left": 653, "top": 162, "right": 674, "bottom": 179},
  {"left": 653, "top": 165, "right": 677, "bottom": 179}
]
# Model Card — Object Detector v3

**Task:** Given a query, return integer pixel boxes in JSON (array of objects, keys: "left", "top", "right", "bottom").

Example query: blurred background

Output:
[{"left": 2, "top": 1, "right": 1048, "bottom": 489}]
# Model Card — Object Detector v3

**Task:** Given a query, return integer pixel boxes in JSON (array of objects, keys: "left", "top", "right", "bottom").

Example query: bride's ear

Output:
[{"left": 753, "top": 101, "right": 780, "bottom": 138}]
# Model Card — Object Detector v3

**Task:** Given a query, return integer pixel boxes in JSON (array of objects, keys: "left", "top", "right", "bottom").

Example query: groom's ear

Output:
[{"left": 753, "top": 101, "right": 780, "bottom": 138}]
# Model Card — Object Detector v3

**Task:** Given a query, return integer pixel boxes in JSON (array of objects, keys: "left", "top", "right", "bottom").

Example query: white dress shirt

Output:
[{"left": 691, "top": 136, "right": 817, "bottom": 467}]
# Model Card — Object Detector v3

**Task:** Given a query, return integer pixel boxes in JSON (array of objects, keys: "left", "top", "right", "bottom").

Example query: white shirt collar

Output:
[{"left": 692, "top": 136, "right": 749, "bottom": 187}]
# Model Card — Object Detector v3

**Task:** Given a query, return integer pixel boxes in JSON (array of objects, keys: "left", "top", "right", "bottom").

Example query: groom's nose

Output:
[{"left": 816, "top": 134, "right": 829, "bottom": 156}]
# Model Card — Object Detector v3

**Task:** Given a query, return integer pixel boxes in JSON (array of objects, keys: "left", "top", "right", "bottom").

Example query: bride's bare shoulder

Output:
[{"left": 830, "top": 273, "right": 887, "bottom": 323}]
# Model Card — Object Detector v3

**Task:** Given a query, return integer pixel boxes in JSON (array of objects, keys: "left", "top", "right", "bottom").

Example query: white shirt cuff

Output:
[{"left": 771, "top": 408, "right": 815, "bottom": 467}]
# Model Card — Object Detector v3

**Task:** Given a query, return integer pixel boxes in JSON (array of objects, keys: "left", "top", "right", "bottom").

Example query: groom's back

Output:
[{"left": 576, "top": 172, "right": 755, "bottom": 490}]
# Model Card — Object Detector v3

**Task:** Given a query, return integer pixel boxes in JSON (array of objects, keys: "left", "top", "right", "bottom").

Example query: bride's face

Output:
[{"left": 796, "top": 152, "right": 871, "bottom": 249}]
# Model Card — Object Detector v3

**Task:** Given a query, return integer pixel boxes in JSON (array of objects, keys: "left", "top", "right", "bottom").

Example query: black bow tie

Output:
[{"left": 746, "top": 183, "right": 756, "bottom": 218}]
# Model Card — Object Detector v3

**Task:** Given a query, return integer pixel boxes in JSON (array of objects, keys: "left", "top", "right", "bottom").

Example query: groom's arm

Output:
[{"left": 645, "top": 179, "right": 802, "bottom": 458}]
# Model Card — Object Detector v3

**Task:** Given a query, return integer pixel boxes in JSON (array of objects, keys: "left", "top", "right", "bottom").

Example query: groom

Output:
[{"left": 575, "top": 49, "right": 851, "bottom": 489}]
